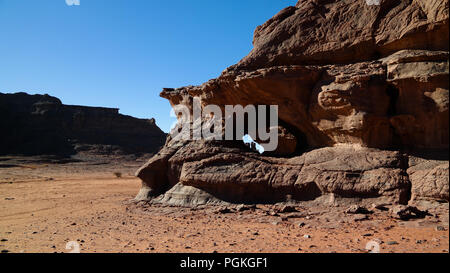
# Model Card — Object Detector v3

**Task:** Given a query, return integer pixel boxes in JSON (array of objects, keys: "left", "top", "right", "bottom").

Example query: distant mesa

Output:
[{"left": 0, "top": 92, "right": 167, "bottom": 157}]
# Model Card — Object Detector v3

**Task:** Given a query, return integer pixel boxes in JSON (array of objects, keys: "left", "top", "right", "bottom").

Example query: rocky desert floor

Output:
[{"left": 0, "top": 155, "right": 448, "bottom": 254}]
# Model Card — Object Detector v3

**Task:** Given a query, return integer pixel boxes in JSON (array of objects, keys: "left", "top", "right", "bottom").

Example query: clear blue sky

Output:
[{"left": 0, "top": 0, "right": 296, "bottom": 132}]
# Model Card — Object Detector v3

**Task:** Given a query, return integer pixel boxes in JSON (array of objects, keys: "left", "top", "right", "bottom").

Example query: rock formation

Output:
[
  {"left": 136, "top": 0, "right": 449, "bottom": 206},
  {"left": 0, "top": 92, "right": 166, "bottom": 156}
]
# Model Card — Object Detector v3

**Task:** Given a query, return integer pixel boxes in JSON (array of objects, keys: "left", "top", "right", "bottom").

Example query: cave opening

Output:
[
  {"left": 223, "top": 104, "right": 309, "bottom": 157},
  {"left": 279, "top": 119, "right": 309, "bottom": 156}
]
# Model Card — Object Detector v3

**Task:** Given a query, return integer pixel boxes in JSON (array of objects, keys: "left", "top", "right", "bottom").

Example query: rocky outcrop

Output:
[
  {"left": 0, "top": 92, "right": 166, "bottom": 156},
  {"left": 408, "top": 155, "right": 449, "bottom": 201},
  {"left": 136, "top": 0, "right": 449, "bottom": 206},
  {"left": 137, "top": 140, "right": 411, "bottom": 205},
  {"left": 232, "top": 0, "right": 449, "bottom": 70}
]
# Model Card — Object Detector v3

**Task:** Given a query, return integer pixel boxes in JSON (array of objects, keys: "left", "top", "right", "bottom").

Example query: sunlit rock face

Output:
[{"left": 136, "top": 0, "right": 449, "bottom": 206}]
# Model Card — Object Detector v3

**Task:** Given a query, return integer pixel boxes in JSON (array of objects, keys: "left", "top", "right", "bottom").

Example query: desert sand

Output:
[{"left": 0, "top": 156, "right": 448, "bottom": 254}]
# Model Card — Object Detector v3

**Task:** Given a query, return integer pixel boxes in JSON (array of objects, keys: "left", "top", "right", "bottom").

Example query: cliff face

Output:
[
  {"left": 136, "top": 0, "right": 449, "bottom": 206},
  {"left": 0, "top": 92, "right": 166, "bottom": 156},
  {"left": 233, "top": 0, "right": 449, "bottom": 70}
]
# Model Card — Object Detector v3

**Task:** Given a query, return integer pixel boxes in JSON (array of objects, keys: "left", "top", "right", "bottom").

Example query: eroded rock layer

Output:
[{"left": 136, "top": 0, "right": 449, "bottom": 206}]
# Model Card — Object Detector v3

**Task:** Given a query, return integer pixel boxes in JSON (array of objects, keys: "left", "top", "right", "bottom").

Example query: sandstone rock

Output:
[
  {"left": 142, "top": 182, "right": 227, "bottom": 206},
  {"left": 231, "top": 0, "right": 449, "bottom": 71},
  {"left": 137, "top": 140, "right": 411, "bottom": 204},
  {"left": 387, "top": 53, "right": 449, "bottom": 150},
  {"left": 136, "top": 0, "right": 449, "bottom": 206},
  {"left": 161, "top": 55, "right": 448, "bottom": 153},
  {"left": 408, "top": 156, "right": 449, "bottom": 202}
]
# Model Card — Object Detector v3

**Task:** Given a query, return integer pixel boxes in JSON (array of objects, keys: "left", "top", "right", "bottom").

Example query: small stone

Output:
[
  {"left": 236, "top": 204, "right": 248, "bottom": 212},
  {"left": 386, "top": 241, "right": 399, "bottom": 245},
  {"left": 216, "top": 207, "right": 232, "bottom": 214},
  {"left": 346, "top": 205, "right": 369, "bottom": 214},
  {"left": 371, "top": 203, "right": 389, "bottom": 211},
  {"left": 435, "top": 226, "right": 446, "bottom": 231},
  {"left": 296, "top": 222, "right": 306, "bottom": 228},
  {"left": 236, "top": 204, "right": 256, "bottom": 212},
  {"left": 279, "top": 205, "right": 297, "bottom": 213},
  {"left": 268, "top": 211, "right": 279, "bottom": 216},
  {"left": 303, "top": 234, "right": 311, "bottom": 239}
]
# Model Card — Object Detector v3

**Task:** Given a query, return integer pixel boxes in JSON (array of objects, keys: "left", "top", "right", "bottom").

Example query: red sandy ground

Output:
[{"left": 0, "top": 158, "right": 448, "bottom": 253}]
